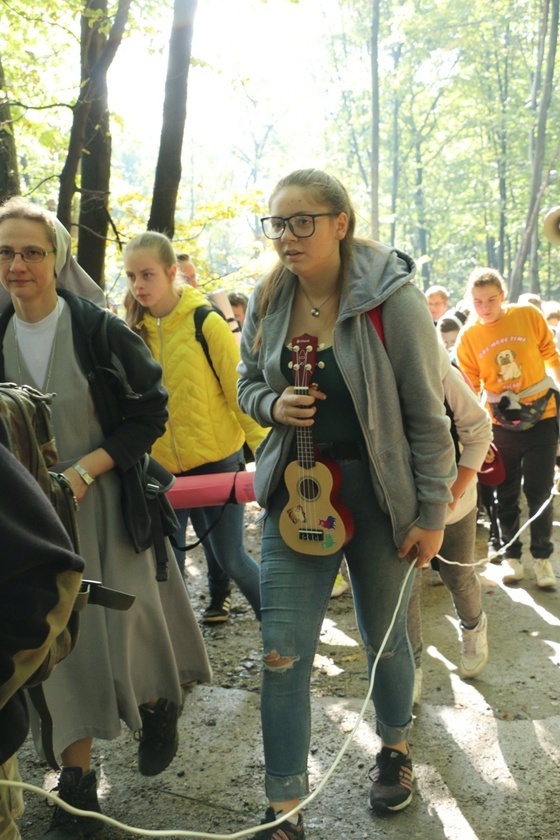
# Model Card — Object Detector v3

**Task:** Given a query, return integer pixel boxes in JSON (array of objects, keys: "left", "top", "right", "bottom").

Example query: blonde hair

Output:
[
  {"left": 253, "top": 169, "right": 357, "bottom": 351},
  {"left": 123, "top": 231, "right": 177, "bottom": 337},
  {"left": 466, "top": 267, "right": 506, "bottom": 295},
  {"left": 425, "top": 284, "right": 448, "bottom": 302},
  {"left": 0, "top": 196, "right": 57, "bottom": 251}
]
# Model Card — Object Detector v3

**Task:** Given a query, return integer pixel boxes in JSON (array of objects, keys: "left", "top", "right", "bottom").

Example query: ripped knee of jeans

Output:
[
  {"left": 262, "top": 650, "right": 299, "bottom": 671},
  {"left": 367, "top": 643, "right": 395, "bottom": 661}
]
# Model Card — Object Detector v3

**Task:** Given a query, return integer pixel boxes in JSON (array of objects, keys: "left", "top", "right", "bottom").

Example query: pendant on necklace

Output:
[{"left": 311, "top": 308, "right": 320, "bottom": 317}]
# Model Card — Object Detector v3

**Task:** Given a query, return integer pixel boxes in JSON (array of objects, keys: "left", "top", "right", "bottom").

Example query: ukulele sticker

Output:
[
  {"left": 321, "top": 533, "right": 337, "bottom": 551},
  {"left": 279, "top": 334, "right": 354, "bottom": 556},
  {"left": 287, "top": 504, "right": 307, "bottom": 524}
]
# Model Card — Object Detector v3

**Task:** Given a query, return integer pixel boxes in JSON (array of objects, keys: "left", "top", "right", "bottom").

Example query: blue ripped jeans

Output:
[
  {"left": 260, "top": 457, "right": 416, "bottom": 802},
  {"left": 172, "top": 449, "right": 261, "bottom": 620}
]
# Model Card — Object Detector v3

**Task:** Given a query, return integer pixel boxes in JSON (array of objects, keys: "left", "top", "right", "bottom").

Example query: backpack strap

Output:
[
  {"left": 194, "top": 305, "right": 221, "bottom": 385},
  {"left": 367, "top": 304, "right": 461, "bottom": 462},
  {"left": 367, "top": 305, "right": 385, "bottom": 345}
]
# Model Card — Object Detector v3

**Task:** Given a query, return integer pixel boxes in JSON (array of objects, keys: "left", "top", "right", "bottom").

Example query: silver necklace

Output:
[
  {"left": 299, "top": 283, "right": 339, "bottom": 317},
  {"left": 13, "top": 299, "right": 61, "bottom": 392}
]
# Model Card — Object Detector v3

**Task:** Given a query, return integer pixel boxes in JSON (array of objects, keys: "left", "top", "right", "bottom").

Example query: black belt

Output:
[{"left": 315, "top": 441, "right": 367, "bottom": 461}]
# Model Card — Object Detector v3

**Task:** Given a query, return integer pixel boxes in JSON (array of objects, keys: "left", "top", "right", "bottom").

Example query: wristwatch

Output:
[{"left": 72, "top": 462, "right": 95, "bottom": 486}]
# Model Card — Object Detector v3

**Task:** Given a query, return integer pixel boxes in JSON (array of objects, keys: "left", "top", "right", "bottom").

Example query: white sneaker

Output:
[
  {"left": 460, "top": 612, "right": 488, "bottom": 678},
  {"left": 534, "top": 559, "right": 557, "bottom": 589},
  {"left": 331, "top": 573, "right": 349, "bottom": 598},
  {"left": 412, "top": 668, "right": 423, "bottom": 707},
  {"left": 502, "top": 558, "right": 524, "bottom": 583}
]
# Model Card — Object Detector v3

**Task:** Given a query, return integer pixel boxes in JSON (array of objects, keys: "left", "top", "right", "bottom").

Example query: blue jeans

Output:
[
  {"left": 172, "top": 450, "right": 261, "bottom": 620},
  {"left": 260, "top": 457, "right": 416, "bottom": 801}
]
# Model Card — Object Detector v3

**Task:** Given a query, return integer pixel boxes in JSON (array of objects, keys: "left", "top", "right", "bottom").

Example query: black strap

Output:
[
  {"left": 315, "top": 441, "right": 367, "bottom": 461},
  {"left": 27, "top": 685, "right": 59, "bottom": 770},
  {"left": 194, "top": 305, "right": 222, "bottom": 384},
  {"left": 145, "top": 496, "right": 169, "bottom": 582},
  {"left": 170, "top": 470, "right": 241, "bottom": 552},
  {"left": 443, "top": 398, "right": 461, "bottom": 462},
  {"left": 226, "top": 316, "right": 242, "bottom": 334},
  {"left": 194, "top": 306, "right": 253, "bottom": 465}
]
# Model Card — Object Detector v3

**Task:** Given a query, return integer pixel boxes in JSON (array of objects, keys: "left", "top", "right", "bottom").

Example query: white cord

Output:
[
  {"left": 0, "top": 488, "right": 555, "bottom": 837},
  {"left": 435, "top": 486, "right": 556, "bottom": 568},
  {"left": 0, "top": 561, "right": 417, "bottom": 839}
]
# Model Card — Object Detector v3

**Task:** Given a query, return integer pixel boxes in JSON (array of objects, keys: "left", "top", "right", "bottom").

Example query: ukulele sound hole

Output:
[{"left": 297, "top": 477, "right": 320, "bottom": 502}]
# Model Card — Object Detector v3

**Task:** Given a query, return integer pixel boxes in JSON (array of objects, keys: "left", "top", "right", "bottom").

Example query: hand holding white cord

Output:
[{"left": 398, "top": 524, "right": 444, "bottom": 568}]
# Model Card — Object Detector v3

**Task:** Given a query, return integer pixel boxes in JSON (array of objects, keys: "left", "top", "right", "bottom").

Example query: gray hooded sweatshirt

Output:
[{"left": 237, "top": 241, "right": 456, "bottom": 546}]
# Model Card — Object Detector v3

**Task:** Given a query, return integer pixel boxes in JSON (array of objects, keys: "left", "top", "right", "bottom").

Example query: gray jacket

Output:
[{"left": 237, "top": 241, "right": 456, "bottom": 545}]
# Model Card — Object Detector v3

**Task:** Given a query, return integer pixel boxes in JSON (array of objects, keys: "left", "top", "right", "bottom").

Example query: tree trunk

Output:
[
  {"left": 414, "top": 141, "right": 430, "bottom": 286},
  {"left": 509, "top": 0, "right": 558, "bottom": 300},
  {"left": 77, "top": 88, "right": 111, "bottom": 286},
  {"left": 529, "top": 225, "right": 540, "bottom": 292},
  {"left": 389, "top": 45, "right": 402, "bottom": 248},
  {"left": 496, "top": 61, "right": 508, "bottom": 275},
  {"left": 527, "top": 2, "right": 549, "bottom": 294},
  {"left": 57, "top": 0, "right": 131, "bottom": 239},
  {"left": 148, "top": 0, "right": 198, "bottom": 236},
  {"left": 74, "top": 1, "right": 110, "bottom": 286},
  {"left": 0, "top": 52, "right": 20, "bottom": 202},
  {"left": 370, "top": 0, "right": 380, "bottom": 239}
]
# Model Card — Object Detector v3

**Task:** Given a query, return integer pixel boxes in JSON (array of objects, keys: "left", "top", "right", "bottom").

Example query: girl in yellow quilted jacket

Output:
[{"left": 124, "top": 232, "right": 267, "bottom": 624}]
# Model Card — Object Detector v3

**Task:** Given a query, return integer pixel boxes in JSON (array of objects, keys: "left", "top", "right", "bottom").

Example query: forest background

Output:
[{"left": 1, "top": 0, "right": 559, "bottom": 308}]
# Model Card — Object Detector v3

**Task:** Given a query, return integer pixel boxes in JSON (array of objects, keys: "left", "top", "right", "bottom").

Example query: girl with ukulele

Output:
[{"left": 238, "top": 169, "right": 456, "bottom": 838}]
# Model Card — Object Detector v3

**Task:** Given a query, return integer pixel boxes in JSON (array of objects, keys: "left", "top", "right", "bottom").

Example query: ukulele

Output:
[{"left": 279, "top": 334, "right": 354, "bottom": 555}]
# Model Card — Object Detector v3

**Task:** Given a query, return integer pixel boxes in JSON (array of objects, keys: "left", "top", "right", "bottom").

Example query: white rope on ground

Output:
[
  {"left": 436, "top": 483, "right": 558, "bottom": 568},
  {"left": 0, "top": 559, "right": 417, "bottom": 840},
  {"left": 1, "top": 486, "right": 556, "bottom": 837}
]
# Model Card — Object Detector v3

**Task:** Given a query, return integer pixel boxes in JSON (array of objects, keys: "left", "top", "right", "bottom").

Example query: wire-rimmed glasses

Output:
[{"left": 0, "top": 247, "right": 56, "bottom": 264}]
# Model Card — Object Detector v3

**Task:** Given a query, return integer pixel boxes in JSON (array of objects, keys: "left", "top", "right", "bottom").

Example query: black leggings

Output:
[{"left": 492, "top": 417, "right": 558, "bottom": 559}]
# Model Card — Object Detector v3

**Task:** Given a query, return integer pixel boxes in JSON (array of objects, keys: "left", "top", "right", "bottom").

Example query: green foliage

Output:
[
  {"left": 324, "top": 0, "right": 560, "bottom": 299},
  {"left": 1, "top": 0, "right": 559, "bottom": 302}
]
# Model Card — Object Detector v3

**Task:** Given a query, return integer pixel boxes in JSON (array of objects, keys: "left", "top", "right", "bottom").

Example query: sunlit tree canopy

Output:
[{"left": 1, "top": 0, "right": 559, "bottom": 302}]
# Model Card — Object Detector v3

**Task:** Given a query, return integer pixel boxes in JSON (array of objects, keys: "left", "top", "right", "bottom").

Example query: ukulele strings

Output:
[{"left": 294, "top": 340, "right": 318, "bottom": 539}]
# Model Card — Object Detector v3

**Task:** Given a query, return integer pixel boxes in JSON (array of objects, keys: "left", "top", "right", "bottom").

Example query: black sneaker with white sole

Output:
[
  {"left": 369, "top": 746, "right": 415, "bottom": 812},
  {"left": 202, "top": 590, "right": 231, "bottom": 624},
  {"left": 249, "top": 806, "right": 305, "bottom": 839}
]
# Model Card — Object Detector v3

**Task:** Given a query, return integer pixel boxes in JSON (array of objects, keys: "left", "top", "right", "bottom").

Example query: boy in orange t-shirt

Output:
[{"left": 457, "top": 267, "right": 560, "bottom": 590}]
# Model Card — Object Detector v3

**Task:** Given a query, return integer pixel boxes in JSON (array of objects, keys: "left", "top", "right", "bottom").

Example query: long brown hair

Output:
[
  {"left": 253, "top": 169, "right": 357, "bottom": 350},
  {"left": 123, "top": 231, "right": 177, "bottom": 340}
]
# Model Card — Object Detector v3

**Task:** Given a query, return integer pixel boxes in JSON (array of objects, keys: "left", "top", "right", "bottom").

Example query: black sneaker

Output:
[
  {"left": 137, "top": 699, "right": 180, "bottom": 776},
  {"left": 250, "top": 806, "right": 305, "bottom": 839},
  {"left": 369, "top": 746, "right": 415, "bottom": 812},
  {"left": 201, "top": 590, "right": 231, "bottom": 624},
  {"left": 43, "top": 766, "right": 102, "bottom": 839},
  {"left": 488, "top": 540, "right": 504, "bottom": 564}
]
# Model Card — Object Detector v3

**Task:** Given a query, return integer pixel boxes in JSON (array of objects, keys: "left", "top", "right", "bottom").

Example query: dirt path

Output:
[{"left": 15, "top": 498, "right": 560, "bottom": 839}]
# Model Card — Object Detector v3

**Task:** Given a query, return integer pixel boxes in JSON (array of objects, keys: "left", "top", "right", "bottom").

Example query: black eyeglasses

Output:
[
  {"left": 0, "top": 247, "right": 56, "bottom": 264},
  {"left": 260, "top": 213, "right": 339, "bottom": 240}
]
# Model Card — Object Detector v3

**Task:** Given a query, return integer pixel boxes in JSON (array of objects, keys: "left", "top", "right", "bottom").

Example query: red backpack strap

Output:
[{"left": 367, "top": 305, "right": 385, "bottom": 346}]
